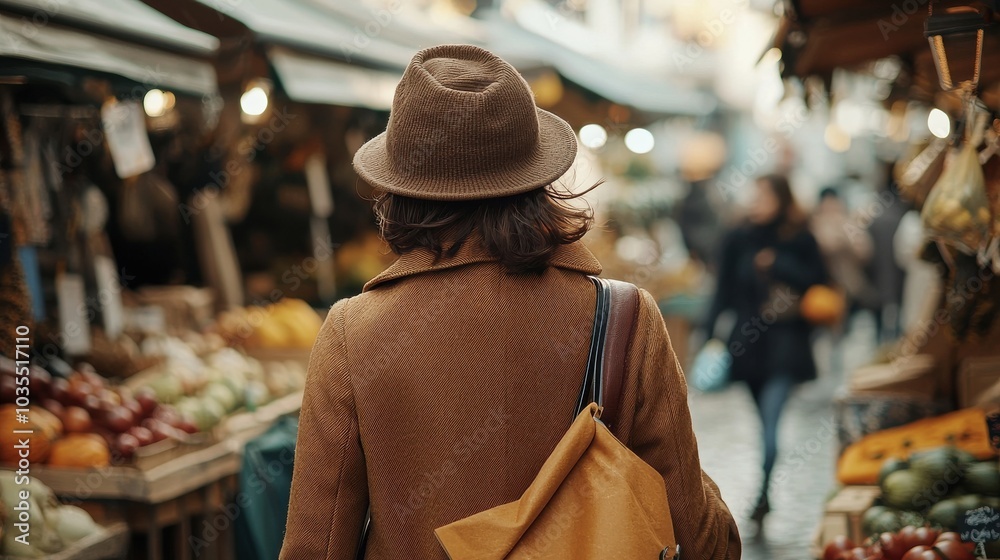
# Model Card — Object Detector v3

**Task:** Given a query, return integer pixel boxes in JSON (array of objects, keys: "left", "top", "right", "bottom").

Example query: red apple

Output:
[
  {"left": 68, "top": 381, "right": 94, "bottom": 407},
  {"left": 62, "top": 406, "right": 92, "bottom": 433},
  {"left": 102, "top": 406, "right": 135, "bottom": 434},
  {"left": 80, "top": 394, "right": 102, "bottom": 414},
  {"left": 134, "top": 389, "right": 158, "bottom": 418},
  {"left": 175, "top": 417, "right": 198, "bottom": 434},
  {"left": 114, "top": 433, "right": 140, "bottom": 460},
  {"left": 142, "top": 419, "right": 181, "bottom": 442},
  {"left": 126, "top": 426, "right": 154, "bottom": 447},
  {"left": 120, "top": 397, "right": 141, "bottom": 420},
  {"left": 152, "top": 405, "right": 180, "bottom": 426},
  {"left": 900, "top": 546, "right": 934, "bottom": 560},
  {"left": 824, "top": 536, "right": 855, "bottom": 560}
]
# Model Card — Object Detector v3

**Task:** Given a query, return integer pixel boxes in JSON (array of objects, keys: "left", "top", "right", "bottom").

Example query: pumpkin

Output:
[
  {"left": 964, "top": 462, "right": 1000, "bottom": 497},
  {"left": 801, "top": 285, "right": 845, "bottom": 325},
  {"left": 47, "top": 434, "right": 111, "bottom": 468},
  {"left": 0, "top": 405, "right": 62, "bottom": 464},
  {"left": 837, "top": 408, "right": 996, "bottom": 485}
]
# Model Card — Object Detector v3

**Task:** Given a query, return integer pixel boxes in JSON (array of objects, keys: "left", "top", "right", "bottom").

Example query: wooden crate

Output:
[
  {"left": 812, "top": 485, "right": 882, "bottom": 556},
  {"left": 214, "top": 390, "right": 302, "bottom": 441},
  {"left": 244, "top": 347, "right": 311, "bottom": 368},
  {"left": 32, "top": 438, "right": 242, "bottom": 503},
  {"left": 0, "top": 522, "right": 129, "bottom": 560}
]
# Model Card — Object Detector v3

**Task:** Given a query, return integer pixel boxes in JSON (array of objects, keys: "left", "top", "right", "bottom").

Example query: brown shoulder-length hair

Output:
[
  {"left": 372, "top": 185, "right": 596, "bottom": 275},
  {"left": 757, "top": 174, "right": 808, "bottom": 239}
]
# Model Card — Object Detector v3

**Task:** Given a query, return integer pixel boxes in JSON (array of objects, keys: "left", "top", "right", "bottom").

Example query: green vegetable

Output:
[
  {"left": 882, "top": 470, "right": 931, "bottom": 510},
  {"left": 964, "top": 462, "right": 1000, "bottom": 497},
  {"left": 53, "top": 505, "right": 98, "bottom": 543}
]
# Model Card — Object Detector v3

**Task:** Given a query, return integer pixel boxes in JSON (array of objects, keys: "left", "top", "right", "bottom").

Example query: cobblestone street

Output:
[{"left": 689, "top": 319, "right": 876, "bottom": 560}]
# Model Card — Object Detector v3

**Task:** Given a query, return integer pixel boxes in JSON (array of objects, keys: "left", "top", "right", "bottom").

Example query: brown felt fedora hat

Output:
[{"left": 353, "top": 44, "right": 578, "bottom": 201}]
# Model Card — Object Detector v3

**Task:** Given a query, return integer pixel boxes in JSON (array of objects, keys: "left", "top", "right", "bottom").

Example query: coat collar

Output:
[{"left": 363, "top": 240, "right": 603, "bottom": 292}]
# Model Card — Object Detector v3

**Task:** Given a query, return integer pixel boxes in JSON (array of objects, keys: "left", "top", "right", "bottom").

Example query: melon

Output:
[
  {"left": 927, "top": 498, "right": 961, "bottom": 529},
  {"left": 964, "top": 462, "right": 1000, "bottom": 497},
  {"left": 878, "top": 458, "right": 910, "bottom": 487},
  {"left": 910, "top": 447, "right": 970, "bottom": 483},
  {"left": 862, "top": 506, "right": 892, "bottom": 535},
  {"left": 883, "top": 470, "right": 931, "bottom": 510},
  {"left": 868, "top": 508, "right": 904, "bottom": 534}
]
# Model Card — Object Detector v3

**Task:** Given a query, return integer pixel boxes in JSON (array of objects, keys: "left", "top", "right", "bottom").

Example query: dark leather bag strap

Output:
[
  {"left": 575, "top": 277, "right": 640, "bottom": 431},
  {"left": 600, "top": 279, "right": 640, "bottom": 430}
]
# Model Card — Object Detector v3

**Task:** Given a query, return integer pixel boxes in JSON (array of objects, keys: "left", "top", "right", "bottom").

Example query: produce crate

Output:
[
  {"left": 244, "top": 347, "right": 311, "bottom": 368},
  {"left": 32, "top": 437, "right": 242, "bottom": 503},
  {"left": 214, "top": 390, "right": 302, "bottom": 441},
  {"left": 812, "top": 485, "right": 882, "bottom": 556},
  {"left": 0, "top": 522, "right": 129, "bottom": 560}
]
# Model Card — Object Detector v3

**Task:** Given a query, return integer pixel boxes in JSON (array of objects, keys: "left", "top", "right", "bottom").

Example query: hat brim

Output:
[{"left": 352, "top": 108, "right": 578, "bottom": 201}]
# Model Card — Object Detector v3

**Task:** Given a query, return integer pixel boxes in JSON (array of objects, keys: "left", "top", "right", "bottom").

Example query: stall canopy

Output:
[
  {"left": 194, "top": 0, "right": 411, "bottom": 69},
  {"left": 775, "top": 0, "right": 1000, "bottom": 104},
  {"left": 0, "top": 0, "right": 218, "bottom": 95},
  {"left": 267, "top": 47, "right": 398, "bottom": 110},
  {"left": 181, "top": 0, "right": 412, "bottom": 108},
  {"left": 480, "top": 14, "right": 717, "bottom": 117}
]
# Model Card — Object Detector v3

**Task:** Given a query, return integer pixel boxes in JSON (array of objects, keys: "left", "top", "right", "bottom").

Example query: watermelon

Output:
[
  {"left": 910, "top": 447, "right": 970, "bottom": 484},
  {"left": 883, "top": 470, "right": 931, "bottom": 510},
  {"left": 927, "top": 498, "right": 962, "bottom": 529},
  {"left": 862, "top": 506, "right": 892, "bottom": 536},
  {"left": 964, "top": 462, "right": 1000, "bottom": 497},
  {"left": 878, "top": 457, "right": 910, "bottom": 487},
  {"left": 868, "top": 508, "right": 904, "bottom": 534}
]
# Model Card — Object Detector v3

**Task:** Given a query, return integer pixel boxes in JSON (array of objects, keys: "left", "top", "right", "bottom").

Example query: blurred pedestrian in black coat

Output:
[{"left": 705, "top": 175, "right": 828, "bottom": 530}]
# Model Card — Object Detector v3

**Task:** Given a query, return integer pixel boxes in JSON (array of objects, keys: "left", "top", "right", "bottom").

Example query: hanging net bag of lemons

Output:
[{"left": 921, "top": 109, "right": 992, "bottom": 255}]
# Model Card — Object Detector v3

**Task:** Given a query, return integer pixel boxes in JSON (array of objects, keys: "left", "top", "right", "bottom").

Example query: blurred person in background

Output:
[
  {"left": 894, "top": 209, "right": 943, "bottom": 333},
  {"left": 677, "top": 178, "right": 723, "bottom": 268},
  {"left": 705, "top": 174, "right": 827, "bottom": 531},
  {"left": 281, "top": 44, "right": 740, "bottom": 560},
  {"left": 811, "top": 187, "right": 875, "bottom": 373},
  {"left": 865, "top": 180, "right": 909, "bottom": 343}
]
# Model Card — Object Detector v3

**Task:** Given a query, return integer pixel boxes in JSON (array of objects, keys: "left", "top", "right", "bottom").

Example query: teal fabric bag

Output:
[
  {"left": 235, "top": 415, "right": 299, "bottom": 560},
  {"left": 689, "top": 339, "right": 732, "bottom": 392}
]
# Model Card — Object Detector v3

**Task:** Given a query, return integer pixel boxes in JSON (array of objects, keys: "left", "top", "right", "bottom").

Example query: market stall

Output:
[
  {"left": 774, "top": 0, "right": 1000, "bottom": 558},
  {"left": 0, "top": 1, "right": 333, "bottom": 558}
]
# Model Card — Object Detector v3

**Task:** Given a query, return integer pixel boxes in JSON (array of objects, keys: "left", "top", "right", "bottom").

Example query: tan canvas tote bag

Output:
[{"left": 434, "top": 277, "right": 679, "bottom": 560}]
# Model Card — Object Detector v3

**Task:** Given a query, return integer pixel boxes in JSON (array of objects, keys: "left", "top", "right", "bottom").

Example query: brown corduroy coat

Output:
[{"left": 280, "top": 241, "right": 741, "bottom": 560}]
